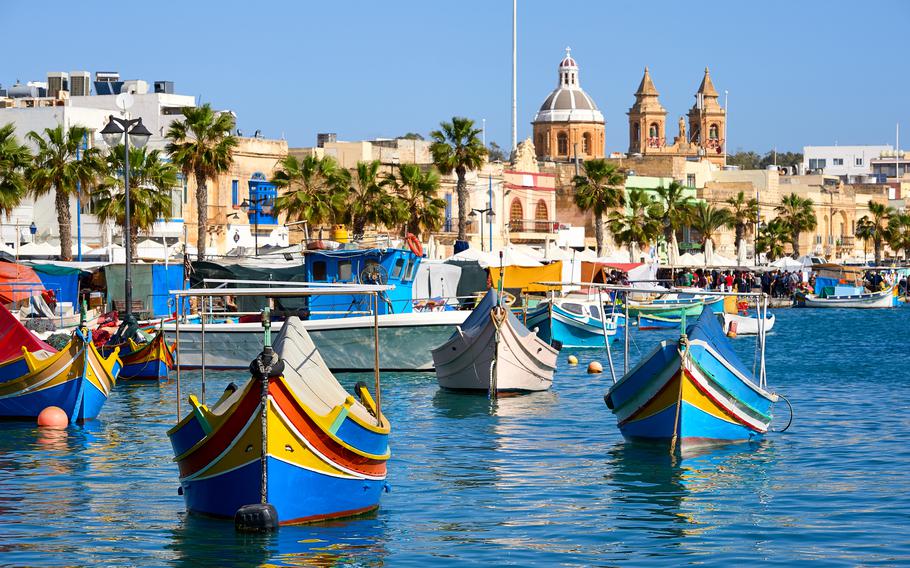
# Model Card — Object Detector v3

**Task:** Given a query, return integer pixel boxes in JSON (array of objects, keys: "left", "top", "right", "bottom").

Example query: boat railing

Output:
[
  {"left": 533, "top": 281, "right": 771, "bottom": 390},
  {"left": 169, "top": 284, "right": 393, "bottom": 426}
]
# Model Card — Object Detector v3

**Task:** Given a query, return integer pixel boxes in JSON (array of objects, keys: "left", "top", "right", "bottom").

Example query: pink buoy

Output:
[{"left": 37, "top": 406, "right": 68, "bottom": 429}]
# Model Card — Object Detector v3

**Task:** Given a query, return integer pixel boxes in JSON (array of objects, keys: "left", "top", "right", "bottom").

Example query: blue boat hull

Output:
[{"left": 605, "top": 310, "right": 776, "bottom": 450}]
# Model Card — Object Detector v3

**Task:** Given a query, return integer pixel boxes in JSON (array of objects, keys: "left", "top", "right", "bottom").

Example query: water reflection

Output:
[
  {"left": 604, "top": 440, "right": 777, "bottom": 544},
  {"left": 167, "top": 513, "right": 389, "bottom": 567}
]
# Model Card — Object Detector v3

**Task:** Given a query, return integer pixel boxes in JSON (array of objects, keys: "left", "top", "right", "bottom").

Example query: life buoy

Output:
[{"left": 406, "top": 233, "right": 423, "bottom": 257}]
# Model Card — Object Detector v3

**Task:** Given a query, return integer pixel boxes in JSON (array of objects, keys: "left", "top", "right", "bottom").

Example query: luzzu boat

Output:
[
  {"left": 525, "top": 297, "right": 624, "bottom": 348},
  {"left": 796, "top": 285, "right": 895, "bottom": 309},
  {"left": 167, "top": 315, "right": 389, "bottom": 525},
  {"left": 0, "top": 305, "right": 121, "bottom": 422},
  {"left": 625, "top": 296, "right": 705, "bottom": 319},
  {"left": 604, "top": 308, "right": 778, "bottom": 452},
  {"left": 101, "top": 330, "right": 175, "bottom": 381}
]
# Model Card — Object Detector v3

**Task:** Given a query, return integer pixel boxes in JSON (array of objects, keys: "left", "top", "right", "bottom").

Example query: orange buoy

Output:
[
  {"left": 587, "top": 361, "right": 603, "bottom": 374},
  {"left": 37, "top": 406, "right": 68, "bottom": 429},
  {"left": 567, "top": 355, "right": 578, "bottom": 365}
]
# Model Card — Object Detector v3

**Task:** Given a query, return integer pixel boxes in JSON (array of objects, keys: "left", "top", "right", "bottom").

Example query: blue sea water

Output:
[{"left": 2, "top": 308, "right": 910, "bottom": 566}]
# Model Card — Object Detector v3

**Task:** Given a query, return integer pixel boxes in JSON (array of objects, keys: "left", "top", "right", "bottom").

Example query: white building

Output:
[
  {"left": 0, "top": 75, "right": 196, "bottom": 254},
  {"left": 802, "top": 145, "right": 892, "bottom": 181}
]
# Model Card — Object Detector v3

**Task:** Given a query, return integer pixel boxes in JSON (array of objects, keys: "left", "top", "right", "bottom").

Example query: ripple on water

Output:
[{"left": 1, "top": 309, "right": 910, "bottom": 565}]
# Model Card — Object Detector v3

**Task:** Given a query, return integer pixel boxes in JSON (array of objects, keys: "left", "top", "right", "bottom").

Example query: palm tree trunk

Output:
[
  {"left": 594, "top": 213, "right": 604, "bottom": 256},
  {"left": 195, "top": 169, "right": 207, "bottom": 261},
  {"left": 352, "top": 215, "right": 366, "bottom": 239},
  {"left": 791, "top": 231, "right": 800, "bottom": 259},
  {"left": 456, "top": 169, "right": 468, "bottom": 242},
  {"left": 874, "top": 238, "right": 882, "bottom": 265},
  {"left": 131, "top": 224, "right": 139, "bottom": 258},
  {"left": 56, "top": 190, "right": 73, "bottom": 261},
  {"left": 670, "top": 230, "right": 679, "bottom": 263}
]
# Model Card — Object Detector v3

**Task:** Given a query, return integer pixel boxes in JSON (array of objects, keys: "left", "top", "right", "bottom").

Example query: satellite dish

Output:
[{"left": 115, "top": 92, "right": 134, "bottom": 112}]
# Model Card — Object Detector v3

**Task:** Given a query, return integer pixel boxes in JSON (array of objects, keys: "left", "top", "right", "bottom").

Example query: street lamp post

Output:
[
  {"left": 100, "top": 115, "right": 151, "bottom": 339},
  {"left": 468, "top": 207, "right": 495, "bottom": 251},
  {"left": 240, "top": 197, "right": 274, "bottom": 256}
]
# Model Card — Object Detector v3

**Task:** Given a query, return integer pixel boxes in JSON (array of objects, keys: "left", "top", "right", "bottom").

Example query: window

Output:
[
  {"left": 833, "top": 158, "right": 844, "bottom": 166},
  {"left": 557, "top": 132, "right": 568, "bottom": 155},
  {"left": 855, "top": 157, "right": 864, "bottom": 166},
  {"left": 170, "top": 187, "right": 183, "bottom": 219},
  {"left": 338, "top": 260, "right": 352, "bottom": 281},
  {"left": 582, "top": 132, "right": 591, "bottom": 154},
  {"left": 588, "top": 305, "right": 602, "bottom": 321},
  {"left": 535, "top": 200, "right": 548, "bottom": 232},
  {"left": 231, "top": 179, "right": 239, "bottom": 206},
  {"left": 686, "top": 174, "right": 696, "bottom": 188},
  {"left": 649, "top": 123, "right": 658, "bottom": 138},
  {"left": 709, "top": 124, "right": 719, "bottom": 140},
  {"left": 562, "top": 302, "right": 584, "bottom": 315},
  {"left": 391, "top": 258, "right": 406, "bottom": 280},
  {"left": 632, "top": 123, "right": 640, "bottom": 146},
  {"left": 808, "top": 158, "right": 827, "bottom": 170},
  {"left": 405, "top": 260, "right": 419, "bottom": 282},
  {"left": 510, "top": 199, "right": 524, "bottom": 232},
  {"left": 312, "top": 261, "right": 327, "bottom": 281},
  {"left": 537, "top": 134, "right": 544, "bottom": 152}
]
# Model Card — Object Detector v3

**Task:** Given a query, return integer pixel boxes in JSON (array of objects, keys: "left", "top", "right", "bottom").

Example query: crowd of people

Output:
[{"left": 672, "top": 268, "right": 812, "bottom": 298}]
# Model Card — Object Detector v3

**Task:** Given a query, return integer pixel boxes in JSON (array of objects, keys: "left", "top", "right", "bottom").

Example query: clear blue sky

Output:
[{"left": 3, "top": 1, "right": 908, "bottom": 153}]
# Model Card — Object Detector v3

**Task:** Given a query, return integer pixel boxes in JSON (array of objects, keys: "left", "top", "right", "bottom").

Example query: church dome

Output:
[{"left": 533, "top": 48, "right": 604, "bottom": 125}]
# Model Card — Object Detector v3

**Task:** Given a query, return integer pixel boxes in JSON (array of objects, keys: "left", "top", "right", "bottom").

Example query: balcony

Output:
[{"left": 508, "top": 218, "right": 558, "bottom": 243}]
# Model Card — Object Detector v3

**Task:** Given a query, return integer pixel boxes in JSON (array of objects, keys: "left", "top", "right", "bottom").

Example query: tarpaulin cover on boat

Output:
[
  {"left": 105, "top": 264, "right": 185, "bottom": 316},
  {"left": 190, "top": 261, "right": 307, "bottom": 312},
  {"left": 0, "top": 262, "right": 45, "bottom": 304},
  {"left": 412, "top": 261, "right": 462, "bottom": 303},
  {"left": 0, "top": 303, "right": 55, "bottom": 360},
  {"left": 30, "top": 263, "right": 83, "bottom": 306}
]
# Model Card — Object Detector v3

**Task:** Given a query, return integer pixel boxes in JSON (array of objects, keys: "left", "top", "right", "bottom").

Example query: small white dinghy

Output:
[
  {"left": 716, "top": 311, "right": 775, "bottom": 335},
  {"left": 432, "top": 289, "right": 557, "bottom": 394}
]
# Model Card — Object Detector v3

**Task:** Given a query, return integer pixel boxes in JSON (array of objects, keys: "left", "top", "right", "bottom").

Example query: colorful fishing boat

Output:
[
  {"left": 0, "top": 305, "right": 120, "bottom": 422},
  {"left": 795, "top": 286, "right": 895, "bottom": 309},
  {"left": 625, "top": 296, "right": 705, "bottom": 319},
  {"left": 637, "top": 313, "right": 682, "bottom": 330},
  {"left": 101, "top": 330, "right": 175, "bottom": 381},
  {"left": 604, "top": 307, "right": 777, "bottom": 451},
  {"left": 168, "top": 283, "right": 392, "bottom": 528},
  {"left": 525, "top": 297, "right": 624, "bottom": 348},
  {"left": 716, "top": 311, "right": 776, "bottom": 335},
  {"left": 432, "top": 289, "right": 558, "bottom": 393}
]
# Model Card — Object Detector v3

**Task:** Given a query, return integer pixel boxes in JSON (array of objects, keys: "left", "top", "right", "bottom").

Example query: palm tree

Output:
[
  {"left": 855, "top": 216, "right": 875, "bottom": 262},
  {"left": 0, "top": 123, "right": 31, "bottom": 218},
  {"left": 93, "top": 145, "right": 177, "bottom": 257},
  {"left": 573, "top": 159, "right": 626, "bottom": 256},
  {"left": 165, "top": 103, "right": 237, "bottom": 261},
  {"left": 726, "top": 190, "right": 759, "bottom": 259},
  {"left": 863, "top": 200, "right": 894, "bottom": 265},
  {"left": 653, "top": 181, "right": 693, "bottom": 261},
  {"left": 271, "top": 155, "right": 345, "bottom": 232},
  {"left": 27, "top": 125, "right": 102, "bottom": 260},
  {"left": 689, "top": 202, "right": 733, "bottom": 261},
  {"left": 755, "top": 218, "right": 789, "bottom": 262},
  {"left": 775, "top": 193, "right": 817, "bottom": 258},
  {"left": 386, "top": 164, "right": 445, "bottom": 238},
  {"left": 429, "top": 117, "right": 486, "bottom": 242},
  {"left": 337, "top": 160, "right": 395, "bottom": 237},
  {"left": 887, "top": 213, "right": 910, "bottom": 261},
  {"left": 607, "top": 189, "right": 662, "bottom": 261}
]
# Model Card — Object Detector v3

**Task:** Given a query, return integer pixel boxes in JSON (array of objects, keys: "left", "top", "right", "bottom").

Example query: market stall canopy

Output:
[
  {"left": 16, "top": 241, "right": 61, "bottom": 258},
  {"left": 28, "top": 263, "right": 86, "bottom": 305},
  {"left": 770, "top": 257, "right": 804, "bottom": 270},
  {"left": 491, "top": 261, "right": 563, "bottom": 292},
  {"left": 448, "top": 246, "right": 543, "bottom": 268}
]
